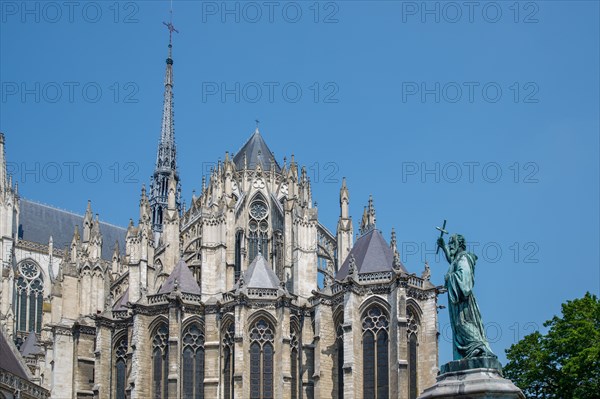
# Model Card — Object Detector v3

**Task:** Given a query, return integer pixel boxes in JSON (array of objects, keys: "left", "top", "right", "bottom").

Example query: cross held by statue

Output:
[{"left": 436, "top": 219, "right": 448, "bottom": 254}]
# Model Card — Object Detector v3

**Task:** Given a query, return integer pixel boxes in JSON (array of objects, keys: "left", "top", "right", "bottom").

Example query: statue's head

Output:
[{"left": 448, "top": 234, "right": 466, "bottom": 256}]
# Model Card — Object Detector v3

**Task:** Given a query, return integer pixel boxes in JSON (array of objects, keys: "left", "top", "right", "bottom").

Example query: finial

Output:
[
  {"left": 255, "top": 119, "right": 260, "bottom": 131},
  {"left": 348, "top": 254, "right": 357, "bottom": 277},
  {"left": 422, "top": 260, "right": 431, "bottom": 280}
]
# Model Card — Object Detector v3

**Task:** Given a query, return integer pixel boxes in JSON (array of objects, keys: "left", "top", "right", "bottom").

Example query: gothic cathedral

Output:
[{"left": 0, "top": 29, "right": 441, "bottom": 399}]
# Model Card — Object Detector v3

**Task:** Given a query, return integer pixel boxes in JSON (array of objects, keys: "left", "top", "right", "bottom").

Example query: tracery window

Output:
[
  {"left": 152, "top": 323, "right": 169, "bottom": 399},
  {"left": 114, "top": 334, "right": 128, "bottom": 399},
  {"left": 223, "top": 323, "right": 235, "bottom": 399},
  {"left": 272, "top": 231, "right": 284, "bottom": 281},
  {"left": 249, "top": 318, "right": 275, "bottom": 399},
  {"left": 407, "top": 309, "right": 420, "bottom": 399},
  {"left": 235, "top": 231, "right": 243, "bottom": 281},
  {"left": 248, "top": 200, "right": 269, "bottom": 263},
  {"left": 290, "top": 328, "right": 300, "bottom": 399},
  {"left": 13, "top": 261, "right": 44, "bottom": 333},
  {"left": 182, "top": 323, "right": 205, "bottom": 399},
  {"left": 336, "top": 325, "right": 344, "bottom": 399},
  {"left": 362, "top": 306, "right": 389, "bottom": 399}
]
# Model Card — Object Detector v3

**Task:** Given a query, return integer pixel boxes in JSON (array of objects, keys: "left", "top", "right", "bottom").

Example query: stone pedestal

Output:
[{"left": 418, "top": 357, "right": 525, "bottom": 399}]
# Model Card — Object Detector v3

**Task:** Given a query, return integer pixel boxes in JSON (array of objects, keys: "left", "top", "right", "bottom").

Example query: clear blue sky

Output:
[{"left": 1, "top": 1, "right": 598, "bottom": 365}]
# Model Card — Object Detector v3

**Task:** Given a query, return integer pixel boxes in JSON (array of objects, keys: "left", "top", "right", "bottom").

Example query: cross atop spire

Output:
[
  {"left": 163, "top": 18, "right": 178, "bottom": 47},
  {"left": 163, "top": 0, "right": 178, "bottom": 46}
]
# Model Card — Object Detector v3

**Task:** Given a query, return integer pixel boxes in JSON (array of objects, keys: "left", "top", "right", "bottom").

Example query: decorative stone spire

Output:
[
  {"left": 336, "top": 177, "right": 353, "bottom": 265},
  {"left": 0, "top": 133, "right": 6, "bottom": 192},
  {"left": 82, "top": 200, "right": 93, "bottom": 243},
  {"left": 340, "top": 177, "right": 350, "bottom": 218},
  {"left": 391, "top": 228, "right": 401, "bottom": 269},
  {"left": 150, "top": 16, "right": 181, "bottom": 236},
  {"left": 359, "top": 195, "right": 376, "bottom": 235}
]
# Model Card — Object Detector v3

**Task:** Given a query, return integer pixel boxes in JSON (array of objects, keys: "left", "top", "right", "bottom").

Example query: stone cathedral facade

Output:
[{"left": 0, "top": 31, "right": 441, "bottom": 399}]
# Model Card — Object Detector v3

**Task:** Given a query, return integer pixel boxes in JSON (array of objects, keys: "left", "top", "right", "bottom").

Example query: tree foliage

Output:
[{"left": 504, "top": 292, "right": 600, "bottom": 399}]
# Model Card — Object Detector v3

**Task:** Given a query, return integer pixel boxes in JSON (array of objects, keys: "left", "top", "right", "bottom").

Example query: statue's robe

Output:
[{"left": 445, "top": 251, "right": 495, "bottom": 360}]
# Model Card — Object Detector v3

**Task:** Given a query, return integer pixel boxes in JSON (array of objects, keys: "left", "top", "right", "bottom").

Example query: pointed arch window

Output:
[
  {"left": 13, "top": 261, "right": 44, "bottom": 334},
  {"left": 235, "top": 231, "right": 243, "bottom": 281},
  {"left": 362, "top": 306, "right": 389, "bottom": 399},
  {"left": 152, "top": 323, "right": 169, "bottom": 399},
  {"left": 248, "top": 200, "right": 269, "bottom": 263},
  {"left": 223, "top": 323, "right": 235, "bottom": 399},
  {"left": 114, "top": 334, "right": 128, "bottom": 399},
  {"left": 290, "top": 328, "right": 300, "bottom": 399},
  {"left": 273, "top": 230, "right": 284, "bottom": 281},
  {"left": 407, "top": 308, "right": 420, "bottom": 399},
  {"left": 249, "top": 318, "right": 275, "bottom": 399},
  {"left": 182, "top": 323, "right": 205, "bottom": 399},
  {"left": 336, "top": 324, "right": 344, "bottom": 399}
]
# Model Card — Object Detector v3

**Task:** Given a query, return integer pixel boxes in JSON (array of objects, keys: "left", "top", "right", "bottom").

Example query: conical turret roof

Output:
[
  {"left": 244, "top": 253, "right": 280, "bottom": 289},
  {"left": 158, "top": 259, "right": 201, "bottom": 295},
  {"left": 336, "top": 229, "right": 406, "bottom": 280},
  {"left": 233, "top": 129, "right": 280, "bottom": 171}
]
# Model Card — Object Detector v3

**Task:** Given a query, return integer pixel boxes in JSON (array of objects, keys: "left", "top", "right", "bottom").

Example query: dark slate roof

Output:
[
  {"left": 158, "top": 259, "right": 201, "bottom": 295},
  {"left": 113, "top": 288, "right": 129, "bottom": 311},
  {"left": 18, "top": 199, "right": 126, "bottom": 260},
  {"left": 20, "top": 332, "right": 43, "bottom": 357},
  {"left": 336, "top": 229, "right": 407, "bottom": 280},
  {"left": 233, "top": 130, "right": 280, "bottom": 172},
  {"left": 0, "top": 328, "right": 31, "bottom": 380},
  {"left": 244, "top": 253, "right": 280, "bottom": 289}
]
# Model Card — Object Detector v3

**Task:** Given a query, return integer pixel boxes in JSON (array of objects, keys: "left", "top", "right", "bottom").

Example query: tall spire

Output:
[
  {"left": 0, "top": 133, "right": 6, "bottom": 191},
  {"left": 150, "top": 11, "right": 181, "bottom": 237}
]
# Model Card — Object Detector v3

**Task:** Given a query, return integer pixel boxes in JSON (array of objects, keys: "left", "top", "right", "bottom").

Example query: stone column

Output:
[
  {"left": 167, "top": 302, "right": 180, "bottom": 398},
  {"left": 94, "top": 323, "right": 112, "bottom": 399},
  {"left": 203, "top": 310, "right": 220, "bottom": 398}
]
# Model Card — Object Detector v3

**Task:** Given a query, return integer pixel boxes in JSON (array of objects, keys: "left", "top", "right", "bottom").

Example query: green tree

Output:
[{"left": 504, "top": 292, "right": 600, "bottom": 399}]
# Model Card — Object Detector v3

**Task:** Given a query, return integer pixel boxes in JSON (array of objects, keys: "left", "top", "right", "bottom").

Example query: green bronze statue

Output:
[{"left": 437, "top": 233, "right": 496, "bottom": 360}]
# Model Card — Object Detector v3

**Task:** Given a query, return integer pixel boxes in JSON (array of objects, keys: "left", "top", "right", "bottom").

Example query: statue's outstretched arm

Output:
[{"left": 437, "top": 237, "right": 451, "bottom": 263}]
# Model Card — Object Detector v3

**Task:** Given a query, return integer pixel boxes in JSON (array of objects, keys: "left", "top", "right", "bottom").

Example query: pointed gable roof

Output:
[
  {"left": 244, "top": 253, "right": 280, "bottom": 289},
  {"left": 233, "top": 129, "right": 280, "bottom": 172},
  {"left": 336, "top": 229, "right": 406, "bottom": 280},
  {"left": 113, "top": 287, "right": 129, "bottom": 311},
  {"left": 158, "top": 259, "right": 201, "bottom": 295},
  {"left": 19, "top": 199, "right": 126, "bottom": 260},
  {"left": 20, "top": 331, "right": 43, "bottom": 357},
  {"left": 0, "top": 327, "right": 31, "bottom": 380}
]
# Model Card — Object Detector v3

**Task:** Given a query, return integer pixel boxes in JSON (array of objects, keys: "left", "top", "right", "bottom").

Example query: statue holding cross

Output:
[{"left": 436, "top": 222, "right": 495, "bottom": 360}]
